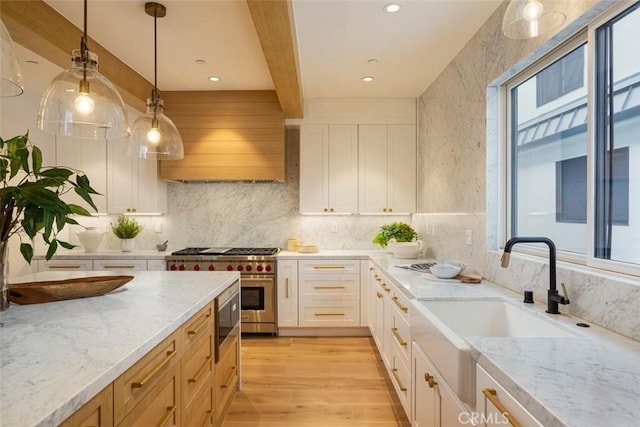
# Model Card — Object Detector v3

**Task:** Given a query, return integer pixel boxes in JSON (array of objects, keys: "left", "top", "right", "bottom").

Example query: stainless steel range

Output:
[{"left": 166, "top": 247, "right": 279, "bottom": 334}]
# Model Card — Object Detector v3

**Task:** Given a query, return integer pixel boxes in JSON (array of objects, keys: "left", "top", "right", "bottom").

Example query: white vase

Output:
[
  {"left": 76, "top": 227, "right": 104, "bottom": 252},
  {"left": 120, "top": 238, "right": 135, "bottom": 252}
]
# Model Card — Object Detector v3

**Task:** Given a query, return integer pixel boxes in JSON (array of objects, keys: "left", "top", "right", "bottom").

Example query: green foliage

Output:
[
  {"left": 0, "top": 132, "right": 99, "bottom": 263},
  {"left": 111, "top": 215, "right": 143, "bottom": 239},
  {"left": 372, "top": 222, "right": 418, "bottom": 247}
]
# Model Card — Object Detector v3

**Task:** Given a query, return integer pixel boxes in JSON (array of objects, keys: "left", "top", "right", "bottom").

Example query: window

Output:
[
  {"left": 536, "top": 47, "right": 585, "bottom": 106},
  {"left": 506, "top": 2, "right": 640, "bottom": 270}
]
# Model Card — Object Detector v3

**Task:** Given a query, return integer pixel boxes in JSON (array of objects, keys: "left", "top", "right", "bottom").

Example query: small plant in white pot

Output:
[{"left": 111, "top": 215, "right": 143, "bottom": 252}]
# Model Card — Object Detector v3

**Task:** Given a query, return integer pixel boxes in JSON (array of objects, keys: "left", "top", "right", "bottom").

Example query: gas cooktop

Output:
[{"left": 170, "top": 247, "right": 280, "bottom": 257}]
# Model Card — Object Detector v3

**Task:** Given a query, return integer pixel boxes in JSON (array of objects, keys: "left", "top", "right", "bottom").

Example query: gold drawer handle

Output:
[
  {"left": 313, "top": 285, "right": 345, "bottom": 290},
  {"left": 483, "top": 388, "right": 522, "bottom": 427},
  {"left": 313, "top": 265, "right": 345, "bottom": 269},
  {"left": 381, "top": 284, "right": 391, "bottom": 292},
  {"left": 392, "top": 296, "right": 409, "bottom": 312},
  {"left": 285, "top": 278, "right": 289, "bottom": 299},
  {"left": 157, "top": 405, "right": 176, "bottom": 427},
  {"left": 47, "top": 265, "right": 81, "bottom": 269},
  {"left": 102, "top": 264, "right": 136, "bottom": 269},
  {"left": 188, "top": 355, "right": 211, "bottom": 384},
  {"left": 314, "top": 312, "right": 346, "bottom": 316},
  {"left": 391, "top": 327, "right": 407, "bottom": 347},
  {"left": 369, "top": 267, "right": 375, "bottom": 271},
  {"left": 187, "top": 312, "right": 212, "bottom": 336},
  {"left": 201, "top": 410, "right": 213, "bottom": 427},
  {"left": 376, "top": 292, "right": 383, "bottom": 299},
  {"left": 424, "top": 373, "right": 438, "bottom": 388},
  {"left": 131, "top": 350, "right": 177, "bottom": 389},
  {"left": 221, "top": 366, "right": 237, "bottom": 389},
  {"left": 391, "top": 368, "right": 407, "bottom": 392}
]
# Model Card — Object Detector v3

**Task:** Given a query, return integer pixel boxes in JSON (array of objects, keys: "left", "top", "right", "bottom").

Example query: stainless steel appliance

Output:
[
  {"left": 215, "top": 280, "right": 240, "bottom": 362},
  {"left": 166, "top": 247, "right": 279, "bottom": 334}
]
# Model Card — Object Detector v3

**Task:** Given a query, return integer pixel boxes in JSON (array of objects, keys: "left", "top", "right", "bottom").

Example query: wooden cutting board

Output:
[
  {"left": 420, "top": 272, "right": 482, "bottom": 284},
  {"left": 9, "top": 275, "right": 133, "bottom": 304}
]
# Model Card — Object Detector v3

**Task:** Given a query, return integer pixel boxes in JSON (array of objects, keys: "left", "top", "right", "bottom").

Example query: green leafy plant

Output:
[
  {"left": 373, "top": 222, "right": 418, "bottom": 248},
  {"left": 0, "top": 133, "right": 98, "bottom": 262},
  {"left": 111, "top": 215, "right": 143, "bottom": 239}
]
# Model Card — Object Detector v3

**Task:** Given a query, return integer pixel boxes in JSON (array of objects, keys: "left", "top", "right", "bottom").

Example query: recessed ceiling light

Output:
[
  {"left": 362, "top": 76, "right": 374, "bottom": 82},
  {"left": 384, "top": 4, "right": 400, "bottom": 13},
  {"left": 208, "top": 76, "right": 221, "bottom": 82}
]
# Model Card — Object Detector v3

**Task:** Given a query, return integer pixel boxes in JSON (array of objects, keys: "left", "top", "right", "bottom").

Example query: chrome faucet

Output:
[{"left": 501, "top": 237, "right": 570, "bottom": 314}]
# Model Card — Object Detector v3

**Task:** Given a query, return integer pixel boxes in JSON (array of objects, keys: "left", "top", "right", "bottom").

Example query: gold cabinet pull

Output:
[
  {"left": 131, "top": 350, "right": 177, "bottom": 389},
  {"left": 392, "top": 296, "right": 409, "bottom": 312},
  {"left": 391, "top": 368, "right": 407, "bottom": 392},
  {"left": 221, "top": 366, "right": 237, "bottom": 389},
  {"left": 285, "top": 278, "right": 289, "bottom": 299},
  {"left": 482, "top": 388, "right": 522, "bottom": 427},
  {"left": 187, "top": 312, "right": 212, "bottom": 336},
  {"left": 369, "top": 267, "right": 375, "bottom": 271},
  {"left": 391, "top": 327, "right": 407, "bottom": 347},
  {"left": 188, "top": 356, "right": 211, "bottom": 384},
  {"left": 157, "top": 405, "right": 176, "bottom": 427},
  {"left": 102, "top": 264, "right": 136, "bottom": 269},
  {"left": 313, "top": 265, "right": 346, "bottom": 270},
  {"left": 47, "top": 265, "right": 81, "bottom": 269},
  {"left": 201, "top": 410, "right": 213, "bottom": 427},
  {"left": 313, "top": 285, "right": 345, "bottom": 290},
  {"left": 424, "top": 373, "right": 438, "bottom": 388},
  {"left": 376, "top": 292, "right": 383, "bottom": 299},
  {"left": 381, "top": 284, "right": 391, "bottom": 292},
  {"left": 314, "top": 312, "right": 345, "bottom": 316}
]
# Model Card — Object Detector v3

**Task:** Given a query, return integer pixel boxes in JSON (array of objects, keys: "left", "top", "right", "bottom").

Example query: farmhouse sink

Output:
[{"left": 410, "top": 298, "right": 579, "bottom": 406}]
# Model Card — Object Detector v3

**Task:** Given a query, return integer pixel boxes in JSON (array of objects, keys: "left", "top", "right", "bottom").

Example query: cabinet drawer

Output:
[
  {"left": 298, "top": 301, "right": 360, "bottom": 327},
  {"left": 182, "top": 303, "right": 214, "bottom": 351},
  {"left": 391, "top": 314, "right": 411, "bottom": 363},
  {"left": 299, "top": 274, "right": 359, "bottom": 301},
  {"left": 299, "top": 259, "right": 360, "bottom": 274},
  {"left": 37, "top": 259, "right": 93, "bottom": 271},
  {"left": 184, "top": 379, "right": 214, "bottom": 427},
  {"left": 93, "top": 259, "right": 147, "bottom": 271},
  {"left": 391, "top": 353, "right": 411, "bottom": 412},
  {"left": 391, "top": 287, "right": 411, "bottom": 323},
  {"left": 117, "top": 363, "right": 180, "bottom": 427},
  {"left": 60, "top": 384, "right": 113, "bottom": 427},
  {"left": 182, "top": 331, "right": 213, "bottom": 408},
  {"left": 147, "top": 259, "right": 167, "bottom": 271},
  {"left": 114, "top": 333, "right": 180, "bottom": 422},
  {"left": 215, "top": 335, "right": 239, "bottom": 424}
]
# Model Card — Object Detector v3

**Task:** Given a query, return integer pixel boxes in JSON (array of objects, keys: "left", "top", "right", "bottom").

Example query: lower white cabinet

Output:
[
  {"left": 413, "top": 342, "right": 471, "bottom": 427},
  {"left": 93, "top": 259, "right": 148, "bottom": 271},
  {"left": 37, "top": 259, "right": 93, "bottom": 271},
  {"left": 277, "top": 260, "right": 298, "bottom": 327},
  {"left": 475, "top": 365, "right": 542, "bottom": 427},
  {"left": 37, "top": 258, "right": 166, "bottom": 272}
]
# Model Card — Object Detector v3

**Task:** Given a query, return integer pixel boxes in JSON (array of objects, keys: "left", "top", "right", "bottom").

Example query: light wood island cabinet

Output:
[{"left": 59, "top": 384, "right": 113, "bottom": 427}]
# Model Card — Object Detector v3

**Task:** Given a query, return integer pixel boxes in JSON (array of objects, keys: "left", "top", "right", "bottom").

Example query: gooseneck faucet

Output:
[{"left": 501, "top": 237, "right": 570, "bottom": 314}]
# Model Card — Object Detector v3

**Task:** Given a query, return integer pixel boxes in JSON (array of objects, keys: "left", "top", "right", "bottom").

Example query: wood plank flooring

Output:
[{"left": 222, "top": 336, "right": 411, "bottom": 427}]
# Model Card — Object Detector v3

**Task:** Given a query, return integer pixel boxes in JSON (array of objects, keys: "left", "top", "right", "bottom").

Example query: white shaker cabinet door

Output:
[{"left": 277, "top": 260, "right": 298, "bottom": 327}]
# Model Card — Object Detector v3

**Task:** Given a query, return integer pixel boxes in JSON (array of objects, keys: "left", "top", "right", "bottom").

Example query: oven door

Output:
[{"left": 240, "top": 277, "right": 276, "bottom": 332}]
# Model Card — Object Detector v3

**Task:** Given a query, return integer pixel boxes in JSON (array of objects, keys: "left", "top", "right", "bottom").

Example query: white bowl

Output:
[
  {"left": 429, "top": 264, "right": 462, "bottom": 279},
  {"left": 442, "top": 260, "right": 467, "bottom": 273}
]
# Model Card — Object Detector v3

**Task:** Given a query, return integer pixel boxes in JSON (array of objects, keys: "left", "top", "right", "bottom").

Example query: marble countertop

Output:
[
  {"left": 33, "top": 249, "right": 171, "bottom": 260},
  {"left": 367, "top": 252, "right": 640, "bottom": 427},
  {"left": 0, "top": 270, "right": 240, "bottom": 427}
]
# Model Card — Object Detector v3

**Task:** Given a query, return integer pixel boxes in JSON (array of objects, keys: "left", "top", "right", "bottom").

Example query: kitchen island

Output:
[{"left": 0, "top": 270, "right": 239, "bottom": 427}]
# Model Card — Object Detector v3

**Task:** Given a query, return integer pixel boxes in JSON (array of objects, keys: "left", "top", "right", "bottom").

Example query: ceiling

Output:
[{"left": 19, "top": 0, "right": 502, "bottom": 102}]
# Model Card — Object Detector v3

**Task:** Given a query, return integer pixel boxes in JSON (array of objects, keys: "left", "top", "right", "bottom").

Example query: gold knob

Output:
[
  {"left": 324, "top": 208, "right": 328, "bottom": 212},
  {"left": 383, "top": 208, "right": 388, "bottom": 212},
  {"left": 389, "top": 208, "right": 393, "bottom": 212},
  {"left": 330, "top": 208, "right": 334, "bottom": 212},
  {"left": 425, "top": 373, "right": 438, "bottom": 388}
]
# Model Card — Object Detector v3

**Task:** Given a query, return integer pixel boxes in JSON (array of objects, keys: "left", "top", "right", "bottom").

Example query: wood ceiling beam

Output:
[
  {"left": 0, "top": 0, "right": 151, "bottom": 111},
  {"left": 247, "top": 0, "right": 304, "bottom": 119}
]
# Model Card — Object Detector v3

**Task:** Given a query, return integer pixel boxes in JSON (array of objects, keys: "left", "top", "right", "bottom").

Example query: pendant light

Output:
[
  {"left": 129, "top": 2, "right": 183, "bottom": 160},
  {"left": 502, "top": 0, "right": 567, "bottom": 39},
  {"left": 37, "top": 0, "right": 129, "bottom": 140},
  {"left": 0, "top": 18, "right": 24, "bottom": 97}
]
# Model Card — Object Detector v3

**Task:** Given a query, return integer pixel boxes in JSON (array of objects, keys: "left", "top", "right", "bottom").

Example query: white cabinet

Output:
[
  {"left": 56, "top": 136, "right": 108, "bottom": 214},
  {"left": 107, "top": 142, "right": 166, "bottom": 214},
  {"left": 37, "top": 259, "right": 94, "bottom": 271},
  {"left": 413, "top": 342, "right": 471, "bottom": 427},
  {"left": 299, "top": 124, "right": 358, "bottom": 214},
  {"left": 277, "top": 260, "right": 298, "bottom": 327},
  {"left": 146, "top": 259, "right": 167, "bottom": 271},
  {"left": 359, "top": 124, "right": 416, "bottom": 214},
  {"left": 93, "top": 259, "right": 148, "bottom": 271},
  {"left": 475, "top": 365, "right": 542, "bottom": 427},
  {"left": 36, "top": 258, "right": 166, "bottom": 272}
]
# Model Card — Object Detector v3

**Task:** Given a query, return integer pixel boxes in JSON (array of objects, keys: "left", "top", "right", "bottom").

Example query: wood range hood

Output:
[{"left": 160, "top": 90, "right": 286, "bottom": 183}]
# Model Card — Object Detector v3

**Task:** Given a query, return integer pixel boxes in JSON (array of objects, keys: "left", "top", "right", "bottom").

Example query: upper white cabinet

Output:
[
  {"left": 56, "top": 136, "right": 108, "bottom": 214},
  {"left": 107, "top": 142, "right": 167, "bottom": 214},
  {"left": 299, "top": 124, "right": 358, "bottom": 214},
  {"left": 359, "top": 125, "right": 416, "bottom": 214}
]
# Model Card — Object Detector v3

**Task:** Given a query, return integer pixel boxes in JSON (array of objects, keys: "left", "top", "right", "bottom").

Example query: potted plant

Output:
[
  {"left": 0, "top": 132, "right": 99, "bottom": 310},
  {"left": 111, "top": 215, "right": 143, "bottom": 252},
  {"left": 373, "top": 222, "right": 418, "bottom": 248}
]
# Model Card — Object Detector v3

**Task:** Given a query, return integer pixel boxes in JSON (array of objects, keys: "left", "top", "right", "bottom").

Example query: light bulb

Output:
[
  {"left": 523, "top": 0, "right": 544, "bottom": 22},
  {"left": 74, "top": 92, "right": 95, "bottom": 115},
  {"left": 147, "top": 127, "right": 161, "bottom": 144}
]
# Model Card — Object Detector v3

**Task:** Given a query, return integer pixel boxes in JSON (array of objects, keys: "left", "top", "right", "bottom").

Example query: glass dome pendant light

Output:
[
  {"left": 36, "top": 0, "right": 129, "bottom": 140},
  {"left": 502, "top": 0, "right": 567, "bottom": 39},
  {"left": 129, "top": 2, "right": 184, "bottom": 160},
  {"left": 0, "top": 18, "right": 24, "bottom": 97}
]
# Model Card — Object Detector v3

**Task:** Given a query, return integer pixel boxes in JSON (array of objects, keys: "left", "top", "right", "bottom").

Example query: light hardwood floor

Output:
[{"left": 222, "top": 336, "right": 411, "bottom": 427}]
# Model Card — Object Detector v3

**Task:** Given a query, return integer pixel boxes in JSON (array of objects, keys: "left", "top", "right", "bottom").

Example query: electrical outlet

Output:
[
  {"left": 154, "top": 223, "right": 163, "bottom": 233},
  {"left": 331, "top": 222, "right": 338, "bottom": 233},
  {"left": 465, "top": 229, "right": 473, "bottom": 245}
]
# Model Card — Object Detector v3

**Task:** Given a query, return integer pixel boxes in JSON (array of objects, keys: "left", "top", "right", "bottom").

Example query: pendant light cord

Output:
[
  {"left": 152, "top": 7, "right": 159, "bottom": 119},
  {"left": 80, "top": 0, "right": 88, "bottom": 88}
]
